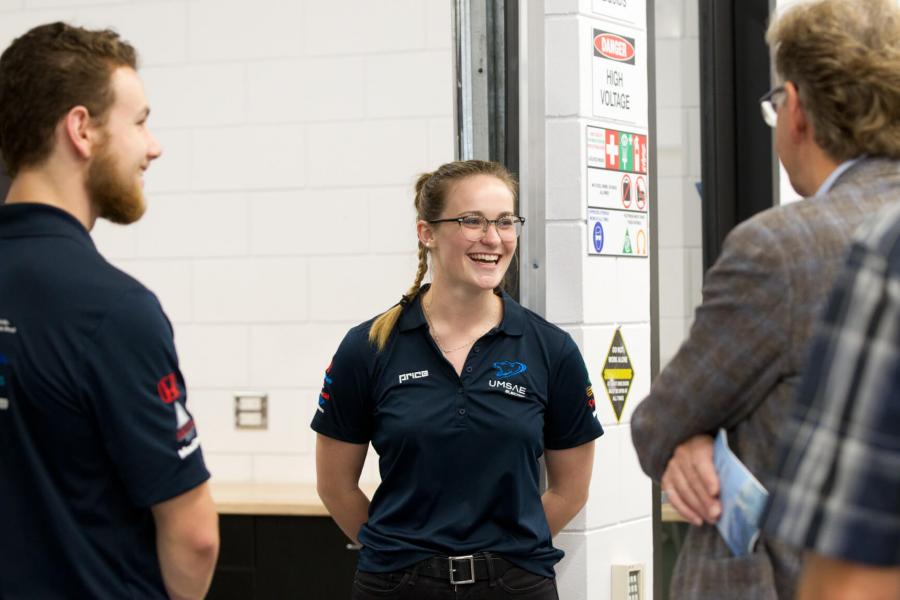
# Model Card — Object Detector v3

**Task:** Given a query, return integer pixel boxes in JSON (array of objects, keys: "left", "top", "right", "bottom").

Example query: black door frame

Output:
[{"left": 699, "top": 0, "right": 774, "bottom": 269}]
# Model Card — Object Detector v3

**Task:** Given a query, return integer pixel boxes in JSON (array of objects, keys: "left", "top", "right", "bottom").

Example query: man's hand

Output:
[{"left": 661, "top": 434, "right": 721, "bottom": 526}]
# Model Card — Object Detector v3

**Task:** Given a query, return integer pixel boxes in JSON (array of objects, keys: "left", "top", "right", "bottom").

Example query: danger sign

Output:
[
  {"left": 602, "top": 328, "right": 634, "bottom": 422},
  {"left": 591, "top": 26, "right": 648, "bottom": 127}
]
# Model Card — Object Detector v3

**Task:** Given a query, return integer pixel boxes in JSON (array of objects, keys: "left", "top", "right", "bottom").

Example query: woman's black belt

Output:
[{"left": 414, "top": 553, "right": 516, "bottom": 585}]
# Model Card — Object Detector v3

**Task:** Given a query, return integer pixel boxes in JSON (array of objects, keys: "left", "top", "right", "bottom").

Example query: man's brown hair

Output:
[
  {"left": 767, "top": 0, "right": 900, "bottom": 161},
  {"left": 0, "top": 22, "right": 137, "bottom": 177}
]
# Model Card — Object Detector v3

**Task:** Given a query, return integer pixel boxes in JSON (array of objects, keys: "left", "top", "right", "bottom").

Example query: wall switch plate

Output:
[
  {"left": 611, "top": 563, "right": 644, "bottom": 600},
  {"left": 234, "top": 392, "right": 268, "bottom": 430}
]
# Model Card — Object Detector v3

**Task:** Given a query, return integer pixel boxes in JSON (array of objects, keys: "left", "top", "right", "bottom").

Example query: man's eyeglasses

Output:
[
  {"left": 427, "top": 215, "right": 526, "bottom": 242},
  {"left": 759, "top": 84, "right": 786, "bottom": 128}
]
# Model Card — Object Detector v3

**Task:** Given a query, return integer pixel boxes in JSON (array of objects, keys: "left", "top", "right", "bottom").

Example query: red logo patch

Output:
[
  {"left": 176, "top": 419, "right": 195, "bottom": 441},
  {"left": 157, "top": 373, "right": 181, "bottom": 404},
  {"left": 594, "top": 33, "right": 635, "bottom": 62}
]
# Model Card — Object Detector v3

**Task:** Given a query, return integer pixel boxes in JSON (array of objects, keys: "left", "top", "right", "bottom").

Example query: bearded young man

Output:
[{"left": 0, "top": 23, "right": 218, "bottom": 599}]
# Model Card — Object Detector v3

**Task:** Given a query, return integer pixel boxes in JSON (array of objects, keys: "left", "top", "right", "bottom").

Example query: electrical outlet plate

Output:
[
  {"left": 234, "top": 392, "right": 268, "bottom": 430},
  {"left": 611, "top": 563, "right": 644, "bottom": 600}
]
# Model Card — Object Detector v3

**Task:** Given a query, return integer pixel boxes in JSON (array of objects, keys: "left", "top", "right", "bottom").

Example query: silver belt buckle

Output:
[{"left": 449, "top": 554, "right": 476, "bottom": 585}]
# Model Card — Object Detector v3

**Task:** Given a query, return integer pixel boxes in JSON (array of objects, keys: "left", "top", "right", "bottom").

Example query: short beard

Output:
[{"left": 87, "top": 138, "right": 145, "bottom": 225}]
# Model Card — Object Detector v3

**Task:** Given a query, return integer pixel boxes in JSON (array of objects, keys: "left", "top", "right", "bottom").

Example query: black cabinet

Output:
[{"left": 208, "top": 515, "right": 358, "bottom": 600}]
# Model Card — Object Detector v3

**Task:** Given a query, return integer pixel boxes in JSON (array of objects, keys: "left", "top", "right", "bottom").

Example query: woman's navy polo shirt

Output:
[{"left": 311, "top": 288, "right": 603, "bottom": 577}]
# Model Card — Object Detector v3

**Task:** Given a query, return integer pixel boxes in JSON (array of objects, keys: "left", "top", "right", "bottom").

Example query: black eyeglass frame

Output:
[
  {"left": 427, "top": 215, "right": 527, "bottom": 238},
  {"left": 758, "top": 84, "right": 786, "bottom": 127}
]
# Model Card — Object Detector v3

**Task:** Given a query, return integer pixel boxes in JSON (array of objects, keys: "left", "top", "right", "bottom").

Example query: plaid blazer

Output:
[{"left": 631, "top": 158, "right": 900, "bottom": 599}]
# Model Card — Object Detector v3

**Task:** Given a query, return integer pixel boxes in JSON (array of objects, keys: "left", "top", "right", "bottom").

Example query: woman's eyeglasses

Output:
[{"left": 427, "top": 215, "right": 526, "bottom": 242}]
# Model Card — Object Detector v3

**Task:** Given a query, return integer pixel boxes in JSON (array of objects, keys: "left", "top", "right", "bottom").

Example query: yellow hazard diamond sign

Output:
[{"left": 602, "top": 328, "right": 634, "bottom": 422}]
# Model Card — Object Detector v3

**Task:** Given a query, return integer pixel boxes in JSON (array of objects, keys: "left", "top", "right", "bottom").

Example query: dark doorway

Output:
[{"left": 699, "top": 0, "right": 774, "bottom": 269}]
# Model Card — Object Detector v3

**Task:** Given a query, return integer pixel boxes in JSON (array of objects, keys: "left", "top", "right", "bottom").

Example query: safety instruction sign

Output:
[
  {"left": 590, "top": 0, "right": 647, "bottom": 29},
  {"left": 588, "top": 208, "right": 648, "bottom": 257},
  {"left": 586, "top": 125, "right": 648, "bottom": 173},
  {"left": 602, "top": 328, "right": 634, "bottom": 422},
  {"left": 587, "top": 125, "right": 650, "bottom": 257},
  {"left": 585, "top": 171, "right": 649, "bottom": 212},
  {"left": 591, "top": 26, "right": 648, "bottom": 128}
]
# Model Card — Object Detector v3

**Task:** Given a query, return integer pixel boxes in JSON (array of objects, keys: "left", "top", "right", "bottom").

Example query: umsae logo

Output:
[
  {"left": 594, "top": 32, "right": 635, "bottom": 63},
  {"left": 493, "top": 361, "right": 527, "bottom": 379}
]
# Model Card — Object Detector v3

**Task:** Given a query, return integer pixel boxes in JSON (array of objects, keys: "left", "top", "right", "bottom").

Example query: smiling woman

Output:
[
  {"left": 368, "top": 160, "right": 520, "bottom": 354},
  {"left": 311, "top": 159, "right": 604, "bottom": 600}
]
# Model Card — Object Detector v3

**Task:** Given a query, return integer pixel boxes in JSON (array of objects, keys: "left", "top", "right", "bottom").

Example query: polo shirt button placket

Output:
[{"left": 456, "top": 387, "right": 466, "bottom": 419}]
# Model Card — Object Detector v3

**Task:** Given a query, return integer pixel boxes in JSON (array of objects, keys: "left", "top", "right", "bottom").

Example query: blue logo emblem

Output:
[
  {"left": 493, "top": 361, "right": 527, "bottom": 379},
  {"left": 593, "top": 222, "right": 604, "bottom": 252}
]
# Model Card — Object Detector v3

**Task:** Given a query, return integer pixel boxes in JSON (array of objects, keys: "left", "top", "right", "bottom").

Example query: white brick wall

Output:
[
  {"left": 1, "top": 2, "right": 705, "bottom": 596},
  {"left": 542, "top": 1, "right": 702, "bottom": 597},
  {"left": 655, "top": 0, "right": 704, "bottom": 366},
  {"left": 0, "top": 0, "right": 454, "bottom": 485}
]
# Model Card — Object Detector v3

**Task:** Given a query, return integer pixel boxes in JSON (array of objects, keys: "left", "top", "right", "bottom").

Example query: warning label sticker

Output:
[
  {"left": 586, "top": 124, "right": 650, "bottom": 257},
  {"left": 591, "top": 26, "right": 648, "bottom": 127},
  {"left": 587, "top": 126, "right": 648, "bottom": 174},
  {"left": 588, "top": 208, "right": 648, "bottom": 257},
  {"left": 588, "top": 169, "right": 650, "bottom": 213},
  {"left": 602, "top": 328, "right": 634, "bottom": 422}
]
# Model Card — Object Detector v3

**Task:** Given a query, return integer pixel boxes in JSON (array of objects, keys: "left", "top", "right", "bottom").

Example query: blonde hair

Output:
[
  {"left": 766, "top": 0, "right": 900, "bottom": 161},
  {"left": 368, "top": 160, "right": 518, "bottom": 351}
]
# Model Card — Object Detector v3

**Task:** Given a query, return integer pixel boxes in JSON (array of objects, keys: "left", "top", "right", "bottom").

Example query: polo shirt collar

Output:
[
  {"left": 397, "top": 284, "right": 525, "bottom": 336},
  {"left": 0, "top": 203, "right": 95, "bottom": 250}
]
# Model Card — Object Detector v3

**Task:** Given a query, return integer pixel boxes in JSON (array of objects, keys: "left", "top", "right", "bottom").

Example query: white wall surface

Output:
[
  {"left": 542, "top": 1, "right": 657, "bottom": 598},
  {"left": 654, "top": 0, "right": 703, "bottom": 366},
  {"left": 0, "top": 0, "right": 454, "bottom": 485},
  {"left": 1, "top": 2, "right": 706, "bottom": 597},
  {"left": 542, "top": 1, "right": 702, "bottom": 598}
]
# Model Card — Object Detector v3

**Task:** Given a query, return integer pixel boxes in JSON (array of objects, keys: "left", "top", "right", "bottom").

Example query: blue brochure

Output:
[{"left": 713, "top": 429, "right": 769, "bottom": 556}]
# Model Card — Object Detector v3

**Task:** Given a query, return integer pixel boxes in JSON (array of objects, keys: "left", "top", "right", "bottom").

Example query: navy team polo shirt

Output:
[
  {"left": 0, "top": 204, "right": 209, "bottom": 599},
  {"left": 311, "top": 285, "right": 604, "bottom": 577}
]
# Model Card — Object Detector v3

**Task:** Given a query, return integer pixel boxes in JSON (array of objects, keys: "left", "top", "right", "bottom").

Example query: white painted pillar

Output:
[{"left": 538, "top": 1, "right": 656, "bottom": 598}]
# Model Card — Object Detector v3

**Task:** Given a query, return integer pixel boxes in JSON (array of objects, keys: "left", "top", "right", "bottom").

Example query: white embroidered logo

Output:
[
  {"left": 398, "top": 370, "right": 429, "bottom": 384},
  {"left": 488, "top": 379, "right": 528, "bottom": 398},
  {"left": 0, "top": 319, "right": 17, "bottom": 335}
]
